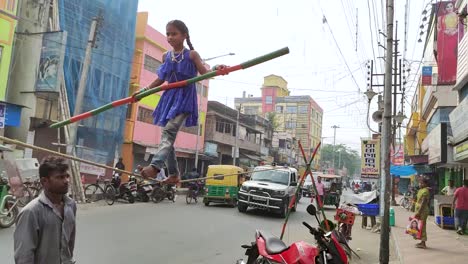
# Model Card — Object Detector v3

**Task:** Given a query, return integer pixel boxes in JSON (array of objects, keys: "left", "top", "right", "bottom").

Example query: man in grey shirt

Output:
[{"left": 14, "top": 156, "right": 77, "bottom": 264}]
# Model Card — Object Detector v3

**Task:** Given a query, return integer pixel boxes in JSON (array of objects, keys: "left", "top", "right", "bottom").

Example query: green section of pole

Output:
[
  {"left": 240, "top": 47, "right": 289, "bottom": 69},
  {"left": 50, "top": 47, "right": 289, "bottom": 128},
  {"left": 51, "top": 119, "right": 71, "bottom": 128}
]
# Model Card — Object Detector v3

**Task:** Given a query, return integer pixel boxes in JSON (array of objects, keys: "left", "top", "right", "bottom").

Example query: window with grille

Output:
[
  {"left": 286, "top": 106, "right": 297, "bottom": 113},
  {"left": 279, "top": 139, "right": 286, "bottom": 148},
  {"left": 137, "top": 107, "right": 153, "bottom": 124},
  {"left": 265, "top": 96, "right": 273, "bottom": 104},
  {"left": 244, "top": 106, "right": 258, "bottom": 115},
  {"left": 144, "top": 55, "right": 162, "bottom": 73},
  {"left": 298, "top": 105, "right": 308, "bottom": 114},
  {"left": 276, "top": 105, "right": 283, "bottom": 113},
  {"left": 285, "top": 121, "right": 296, "bottom": 129}
]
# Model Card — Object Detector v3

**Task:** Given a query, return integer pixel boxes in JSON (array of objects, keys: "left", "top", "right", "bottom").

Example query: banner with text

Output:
[
  {"left": 361, "top": 138, "right": 381, "bottom": 179},
  {"left": 391, "top": 144, "right": 405, "bottom": 165}
]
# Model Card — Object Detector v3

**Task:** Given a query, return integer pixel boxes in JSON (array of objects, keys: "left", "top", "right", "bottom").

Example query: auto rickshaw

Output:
[
  {"left": 320, "top": 174, "right": 343, "bottom": 208},
  {"left": 203, "top": 165, "right": 245, "bottom": 207}
]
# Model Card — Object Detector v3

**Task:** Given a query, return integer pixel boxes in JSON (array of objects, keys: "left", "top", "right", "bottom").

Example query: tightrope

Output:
[{"left": 0, "top": 135, "right": 298, "bottom": 184}]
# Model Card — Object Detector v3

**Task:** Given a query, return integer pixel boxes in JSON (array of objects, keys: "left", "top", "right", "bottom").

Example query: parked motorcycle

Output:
[
  {"left": 151, "top": 183, "right": 176, "bottom": 203},
  {"left": 106, "top": 171, "right": 137, "bottom": 204},
  {"left": 0, "top": 177, "right": 19, "bottom": 228},
  {"left": 130, "top": 175, "right": 155, "bottom": 203},
  {"left": 237, "top": 204, "right": 349, "bottom": 264}
]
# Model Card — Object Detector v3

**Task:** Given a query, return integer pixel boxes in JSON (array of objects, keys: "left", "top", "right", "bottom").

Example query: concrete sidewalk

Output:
[
  {"left": 391, "top": 205, "right": 468, "bottom": 263},
  {"left": 322, "top": 209, "right": 398, "bottom": 263}
]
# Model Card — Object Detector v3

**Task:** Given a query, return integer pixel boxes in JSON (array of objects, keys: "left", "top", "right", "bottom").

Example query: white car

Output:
[{"left": 237, "top": 164, "right": 299, "bottom": 218}]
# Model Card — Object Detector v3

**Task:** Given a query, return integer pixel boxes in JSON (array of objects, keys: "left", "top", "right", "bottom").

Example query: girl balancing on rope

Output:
[{"left": 135, "top": 20, "right": 226, "bottom": 184}]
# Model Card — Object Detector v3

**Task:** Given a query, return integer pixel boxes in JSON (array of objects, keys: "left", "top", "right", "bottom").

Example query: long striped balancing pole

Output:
[
  {"left": 280, "top": 141, "right": 322, "bottom": 240},
  {"left": 50, "top": 47, "right": 290, "bottom": 128}
]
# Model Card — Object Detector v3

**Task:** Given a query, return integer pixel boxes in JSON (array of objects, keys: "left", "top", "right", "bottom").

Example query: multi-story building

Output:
[
  {"left": 405, "top": 0, "right": 465, "bottom": 192},
  {"left": 6, "top": 0, "right": 138, "bottom": 178},
  {"left": 204, "top": 101, "right": 273, "bottom": 169},
  {"left": 122, "top": 12, "right": 210, "bottom": 176},
  {"left": 451, "top": 0, "right": 468, "bottom": 179},
  {"left": 0, "top": 0, "right": 23, "bottom": 136},
  {"left": 235, "top": 74, "right": 323, "bottom": 167}
]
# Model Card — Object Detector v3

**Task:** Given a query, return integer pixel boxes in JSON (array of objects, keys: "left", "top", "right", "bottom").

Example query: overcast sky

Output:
[{"left": 138, "top": 0, "right": 429, "bottom": 152}]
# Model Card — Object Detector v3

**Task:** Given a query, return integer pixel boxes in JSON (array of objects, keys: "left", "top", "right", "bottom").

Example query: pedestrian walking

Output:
[
  {"left": 314, "top": 176, "right": 325, "bottom": 209},
  {"left": 414, "top": 177, "right": 430, "bottom": 249},
  {"left": 14, "top": 156, "right": 77, "bottom": 264},
  {"left": 452, "top": 179, "right": 468, "bottom": 235},
  {"left": 136, "top": 20, "right": 227, "bottom": 184}
]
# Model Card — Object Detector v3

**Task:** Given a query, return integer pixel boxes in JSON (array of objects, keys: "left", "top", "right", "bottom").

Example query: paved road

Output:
[
  {"left": 0, "top": 195, "right": 386, "bottom": 263},
  {"left": 0, "top": 196, "right": 324, "bottom": 264}
]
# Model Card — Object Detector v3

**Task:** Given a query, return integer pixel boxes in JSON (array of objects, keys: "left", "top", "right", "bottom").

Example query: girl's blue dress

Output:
[{"left": 152, "top": 49, "right": 198, "bottom": 127}]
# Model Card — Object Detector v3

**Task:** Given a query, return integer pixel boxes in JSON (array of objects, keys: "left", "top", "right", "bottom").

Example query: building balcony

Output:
[
  {"left": 421, "top": 85, "right": 457, "bottom": 120},
  {"left": 406, "top": 112, "right": 420, "bottom": 136},
  {"left": 205, "top": 130, "right": 261, "bottom": 153}
]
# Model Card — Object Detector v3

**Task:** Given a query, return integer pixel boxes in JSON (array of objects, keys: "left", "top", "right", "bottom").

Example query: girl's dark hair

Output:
[
  {"left": 167, "top": 20, "right": 194, "bottom": 50},
  {"left": 39, "top": 156, "right": 69, "bottom": 178}
]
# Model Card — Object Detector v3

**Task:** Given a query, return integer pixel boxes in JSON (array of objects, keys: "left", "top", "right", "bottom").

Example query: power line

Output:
[
  {"left": 321, "top": 15, "right": 363, "bottom": 93},
  {"left": 367, "top": 0, "right": 379, "bottom": 73}
]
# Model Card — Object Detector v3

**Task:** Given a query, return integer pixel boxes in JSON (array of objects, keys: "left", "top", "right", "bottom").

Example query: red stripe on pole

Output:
[
  {"left": 70, "top": 112, "right": 93, "bottom": 122},
  {"left": 218, "top": 65, "right": 242, "bottom": 74},
  {"left": 160, "top": 81, "right": 189, "bottom": 91},
  {"left": 112, "top": 97, "right": 135, "bottom": 107}
]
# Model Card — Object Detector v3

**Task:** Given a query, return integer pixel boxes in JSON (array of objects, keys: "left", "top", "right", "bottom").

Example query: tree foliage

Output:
[
  {"left": 266, "top": 112, "right": 280, "bottom": 131},
  {"left": 320, "top": 144, "right": 361, "bottom": 176}
]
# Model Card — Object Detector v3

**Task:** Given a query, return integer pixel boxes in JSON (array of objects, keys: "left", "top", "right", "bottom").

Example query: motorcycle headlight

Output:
[{"left": 241, "top": 185, "right": 249, "bottom": 191}]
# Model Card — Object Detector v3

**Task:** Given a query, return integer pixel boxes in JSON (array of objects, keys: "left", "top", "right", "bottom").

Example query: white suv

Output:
[{"left": 237, "top": 164, "right": 299, "bottom": 218}]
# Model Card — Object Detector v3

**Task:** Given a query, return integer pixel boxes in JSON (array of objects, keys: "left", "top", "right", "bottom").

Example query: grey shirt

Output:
[{"left": 14, "top": 192, "right": 77, "bottom": 264}]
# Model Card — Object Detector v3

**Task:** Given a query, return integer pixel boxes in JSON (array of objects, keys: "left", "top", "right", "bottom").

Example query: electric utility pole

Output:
[
  {"left": 380, "top": 0, "right": 394, "bottom": 263},
  {"left": 331, "top": 125, "right": 339, "bottom": 171},
  {"left": 67, "top": 11, "right": 103, "bottom": 202}
]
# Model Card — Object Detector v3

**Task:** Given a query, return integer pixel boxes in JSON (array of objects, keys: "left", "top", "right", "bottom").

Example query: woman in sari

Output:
[
  {"left": 436, "top": 1, "right": 460, "bottom": 84},
  {"left": 415, "top": 177, "right": 430, "bottom": 249}
]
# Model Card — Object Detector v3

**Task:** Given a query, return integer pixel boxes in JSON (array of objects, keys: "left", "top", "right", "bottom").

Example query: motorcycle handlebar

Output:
[{"left": 302, "top": 222, "right": 316, "bottom": 234}]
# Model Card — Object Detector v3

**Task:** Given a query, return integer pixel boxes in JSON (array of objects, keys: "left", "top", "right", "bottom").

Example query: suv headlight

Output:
[
  {"left": 272, "top": 190, "right": 286, "bottom": 196},
  {"left": 240, "top": 185, "right": 249, "bottom": 192}
]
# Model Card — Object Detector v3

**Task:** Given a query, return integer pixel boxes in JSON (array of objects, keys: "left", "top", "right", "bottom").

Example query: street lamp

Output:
[
  {"left": 364, "top": 88, "right": 378, "bottom": 102},
  {"left": 194, "top": 52, "right": 236, "bottom": 170},
  {"left": 394, "top": 111, "right": 406, "bottom": 125}
]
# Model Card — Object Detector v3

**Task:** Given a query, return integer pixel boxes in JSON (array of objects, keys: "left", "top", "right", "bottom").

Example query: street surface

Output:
[{"left": 0, "top": 194, "right": 385, "bottom": 263}]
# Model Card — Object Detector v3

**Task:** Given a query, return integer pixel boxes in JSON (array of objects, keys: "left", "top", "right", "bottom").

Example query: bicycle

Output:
[
  {"left": 23, "top": 177, "right": 42, "bottom": 198},
  {"left": 84, "top": 177, "right": 118, "bottom": 206},
  {"left": 399, "top": 190, "right": 415, "bottom": 211}
]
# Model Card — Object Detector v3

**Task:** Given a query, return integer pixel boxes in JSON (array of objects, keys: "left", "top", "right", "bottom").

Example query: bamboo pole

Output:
[
  {"left": 50, "top": 47, "right": 289, "bottom": 128},
  {"left": 0, "top": 135, "right": 287, "bottom": 184}
]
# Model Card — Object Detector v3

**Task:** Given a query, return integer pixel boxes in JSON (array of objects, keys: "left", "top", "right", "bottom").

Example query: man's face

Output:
[
  {"left": 41, "top": 170, "right": 70, "bottom": 195},
  {"left": 318, "top": 177, "right": 322, "bottom": 183}
]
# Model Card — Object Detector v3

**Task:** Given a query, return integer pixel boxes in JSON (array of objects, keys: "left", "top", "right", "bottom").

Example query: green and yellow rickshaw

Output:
[{"left": 203, "top": 165, "right": 245, "bottom": 207}]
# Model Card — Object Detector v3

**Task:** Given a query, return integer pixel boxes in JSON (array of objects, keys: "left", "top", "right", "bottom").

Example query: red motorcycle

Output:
[{"left": 237, "top": 204, "right": 349, "bottom": 264}]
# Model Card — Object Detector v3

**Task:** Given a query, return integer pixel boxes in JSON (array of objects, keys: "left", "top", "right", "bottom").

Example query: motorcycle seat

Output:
[{"left": 257, "top": 230, "right": 289, "bottom": 255}]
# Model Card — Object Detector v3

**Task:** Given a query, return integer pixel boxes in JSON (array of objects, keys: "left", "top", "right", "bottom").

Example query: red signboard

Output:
[{"left": 391, "top": 144, "right": 405, "bottom": 165}]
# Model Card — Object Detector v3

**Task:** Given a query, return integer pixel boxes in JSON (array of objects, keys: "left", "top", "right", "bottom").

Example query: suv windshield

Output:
[{"left": 251, "top": 169, "right": 290, "bottom": 185}]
